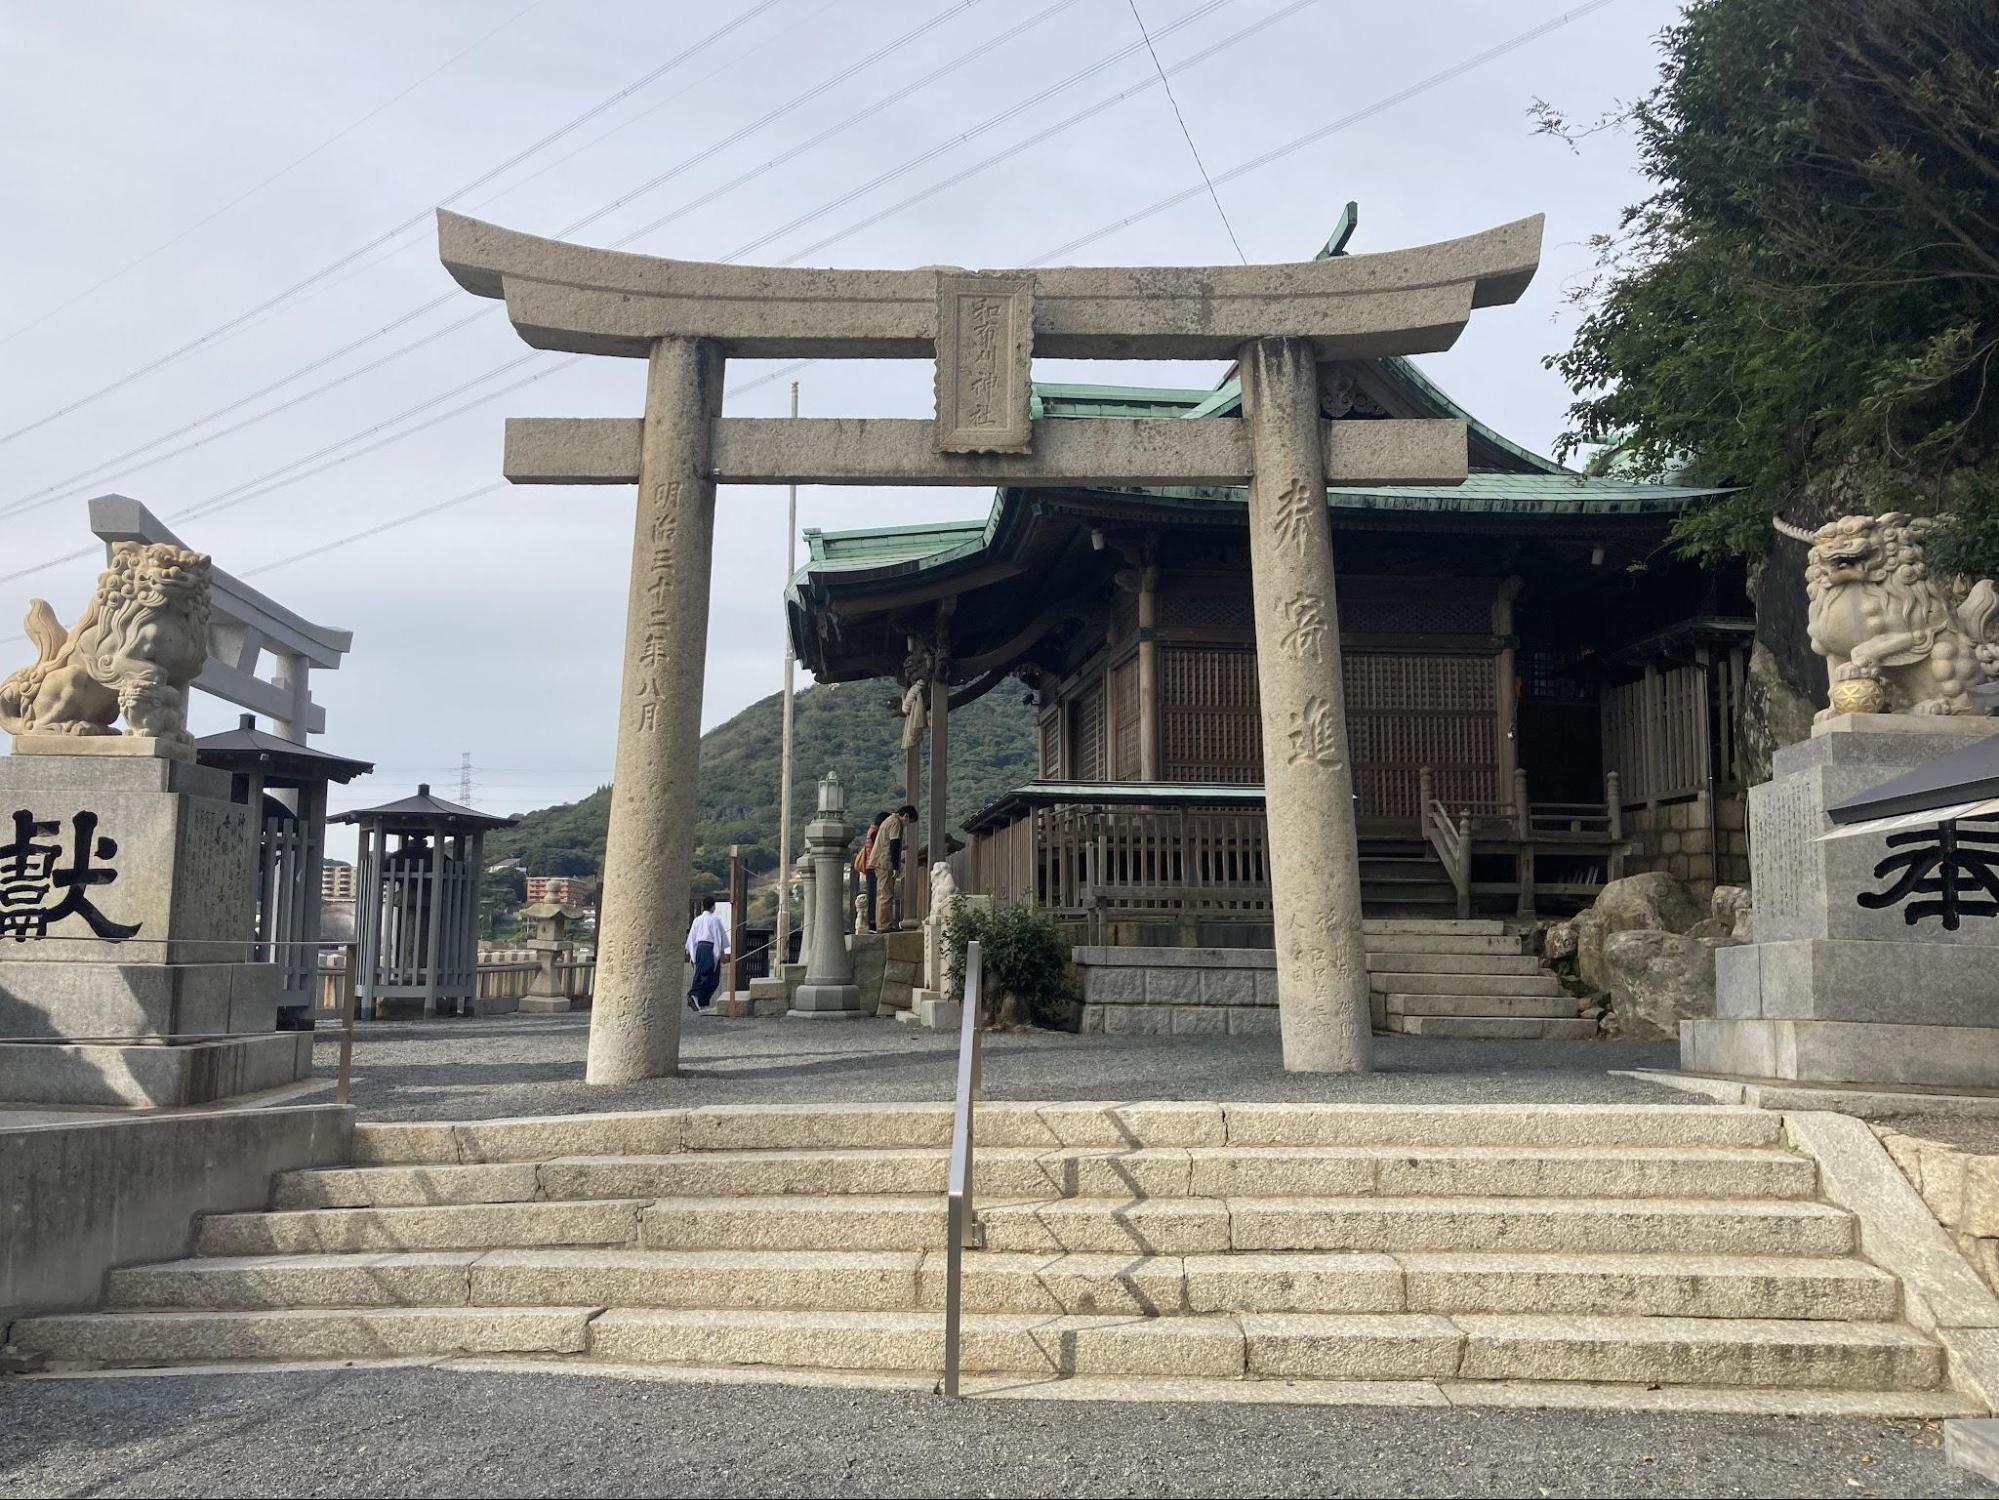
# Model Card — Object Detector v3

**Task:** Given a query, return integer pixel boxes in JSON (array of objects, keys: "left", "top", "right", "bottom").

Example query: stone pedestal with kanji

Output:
[
  {"left": 0, "top": 753, "right": 309, "bottom": 1106},
  {"left": 1681, "top": 714, "right": 1999, "bottom": 1091}
]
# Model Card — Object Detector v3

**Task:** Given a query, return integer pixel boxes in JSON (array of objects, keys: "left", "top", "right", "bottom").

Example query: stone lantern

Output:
[
  {"left": 789, "top": 772, "right": 862, "bottom": 1019},
  {"left": 518, "top": 898, "right": 587, "bottom": 1013}
]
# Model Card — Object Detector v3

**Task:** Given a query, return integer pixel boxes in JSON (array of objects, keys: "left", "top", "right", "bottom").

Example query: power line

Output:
[
  {"left": 0, "top": 0, "right": 789, "bottom": 449},
  {"left": 1128, "top": 0, "right": 1245, "bottom": 264},
  {"left": 0, "top": 0, "right": 547, "bottom": 352},
  {"left": 1, "top": 0, "right": 1043, "bottom": 521},
  {"left": 0, "top": 0, "right": 1252, "bottom": 582},
  {"left": 4, "top": 0, "right": 1586, "bottom": 597}
]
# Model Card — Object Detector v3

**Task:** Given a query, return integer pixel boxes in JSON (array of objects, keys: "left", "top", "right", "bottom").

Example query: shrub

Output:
[{"left": 944, "top": 900, "right": 1071, "bottom": 1029}]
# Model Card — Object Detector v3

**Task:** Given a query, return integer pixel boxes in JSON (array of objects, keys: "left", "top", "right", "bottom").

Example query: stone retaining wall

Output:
[
  {"left": 1072, "top": 947, "right": 1280, "bottom": 1037},
  {"left": 1879, "top": 1129, "right": 1999, "bottom": 1292},
  {"left": 1, "top": 1103, "right": 351, "bottom": 1322}
]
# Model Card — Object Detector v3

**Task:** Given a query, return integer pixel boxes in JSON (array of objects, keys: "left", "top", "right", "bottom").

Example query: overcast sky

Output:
[{"left": 0, "top": 0, "right": 1680, "bottom": 856}]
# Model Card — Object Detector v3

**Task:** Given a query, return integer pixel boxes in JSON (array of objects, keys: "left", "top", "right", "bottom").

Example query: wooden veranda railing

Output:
[{"left": 965, "top": 768, "right": 1631, "bottom": 928}]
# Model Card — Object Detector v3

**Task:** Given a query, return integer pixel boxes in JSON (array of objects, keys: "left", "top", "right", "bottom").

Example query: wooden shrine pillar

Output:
[{"left": 1138, "top": 564, "right": 1161, "bottom": 780}]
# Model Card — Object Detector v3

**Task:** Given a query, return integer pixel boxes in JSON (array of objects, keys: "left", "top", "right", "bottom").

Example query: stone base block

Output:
[
  {"left": 516, "top": 995, "right": 570, "bottom": 1014},
  {"left": 1682, "top": 1017, "right": 1999, "bottom": 1091},
  {"left": 789, "top": 981, "right": 863, "bottom": 1019},
  {"left": 0, "top": 1031, "right": 313, "bottom": 1108},
  {"left": 0, "top": 959, "right": 279, "bottom": 1040},
  {"left": 1718, "top": 939, "right": 1999, "bottom": 1027},
  {"left": 10, "top": 733, "right": 192, "bottom": 762},
  {"left": 916, "top": 991, "right": 963, "bottom": 1032}
]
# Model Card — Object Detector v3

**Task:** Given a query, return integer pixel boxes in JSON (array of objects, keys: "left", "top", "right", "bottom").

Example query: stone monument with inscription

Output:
[{"left": 0, "top": 545, "right": 310, "bottom": 1105}]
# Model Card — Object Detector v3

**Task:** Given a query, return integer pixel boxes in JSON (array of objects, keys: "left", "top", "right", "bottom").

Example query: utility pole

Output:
[
  {"left": 774, "top": 381, "right": 800, "bottom": 972},
  {"left": 458, "top": 751, "right": 473, "bottom": 804}
]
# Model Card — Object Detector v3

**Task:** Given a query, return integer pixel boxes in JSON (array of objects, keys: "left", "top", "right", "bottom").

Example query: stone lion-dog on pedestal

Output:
[
  {"left": 1776, "top": 511, "right": 1999, "bottom": 719},
  {"left": 0, "top": 541, "right": 212, "bottom": 751}
]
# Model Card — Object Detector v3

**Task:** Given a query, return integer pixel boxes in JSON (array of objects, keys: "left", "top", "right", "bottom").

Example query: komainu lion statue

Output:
[
  {"left": 0, "top": 541, "right": 212, "bottom": 748},
  {"left": 1776, "top": 512, "right": 1999, "bottom": 719}
]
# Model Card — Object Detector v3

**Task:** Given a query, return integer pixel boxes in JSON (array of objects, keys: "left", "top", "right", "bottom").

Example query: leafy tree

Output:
[{"left": 1542, "top": 0, "right": 1999, "bottom": 573}]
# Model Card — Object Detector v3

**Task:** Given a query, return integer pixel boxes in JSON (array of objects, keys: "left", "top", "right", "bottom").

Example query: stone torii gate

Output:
[{"left": 438, "top": 208, "right": 1543, "bottom": 1084}]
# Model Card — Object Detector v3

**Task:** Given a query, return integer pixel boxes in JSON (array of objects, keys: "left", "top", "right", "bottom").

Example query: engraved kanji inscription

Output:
[
  {"left": 0, "top": 808, "right": 141, "bottom": 942},
  {"left": 1857, "top": 818, "right": 1999, "bottom": 931},
  {"left": 1285, "top": 696, "right": 1346, "bottom": 768},
  {"left": 1276, "top": 593, "right": 1329, "bottom": 661},
  {"left": 1267, "top": 477, "right": 1318, "bottom": 555}
]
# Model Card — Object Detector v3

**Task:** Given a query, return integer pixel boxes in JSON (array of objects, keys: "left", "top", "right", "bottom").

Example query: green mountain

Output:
[{"left": 486, "top": 680, "right": 1039, "bottom": 895}]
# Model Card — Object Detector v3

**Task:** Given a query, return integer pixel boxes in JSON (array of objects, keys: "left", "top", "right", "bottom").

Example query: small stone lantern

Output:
[
  {"left": 519, "top": 898, "right": 587, "bottom": 1013},
  {"left": 789, "top": 772, "right": 862, "bottom": 1019}
]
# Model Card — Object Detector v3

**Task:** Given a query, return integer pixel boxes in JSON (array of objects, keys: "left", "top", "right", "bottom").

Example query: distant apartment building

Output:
[
  {"left": 526, "top": 875, "right": 592, "bottom": 905},
  {"left": 321, "top": 859, "right": 356, "bottom": 901}
]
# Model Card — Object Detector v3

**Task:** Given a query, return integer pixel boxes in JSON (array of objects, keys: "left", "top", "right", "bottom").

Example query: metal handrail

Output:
[{"left": 941, "top": 938, "right": 984, "bottom": 1399}]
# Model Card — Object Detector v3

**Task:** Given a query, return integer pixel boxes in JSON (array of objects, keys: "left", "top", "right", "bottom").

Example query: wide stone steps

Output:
[
  {"left": 103, "top": 1248, "right": 1904, "bottom": 1322},
  {"left": 9, "top": 1304, "right": 1945, "bottom": 1392},
  {"left": 269, "top": 1144, "right": 1819, "bottom": 1209},
  {"left": 193, "top": 1193, "right": 1855, "bottom": 1259},
  {"left": 11, "top": 1100, "right": 1966, "bottom": 1412}
]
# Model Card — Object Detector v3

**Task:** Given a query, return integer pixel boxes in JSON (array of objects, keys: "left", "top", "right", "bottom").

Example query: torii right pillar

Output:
[{"left": 1242, "top": 339, "right": 1371, "bottom": 1072}]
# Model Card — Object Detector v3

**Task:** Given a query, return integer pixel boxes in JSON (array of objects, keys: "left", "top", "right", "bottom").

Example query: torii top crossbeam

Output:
[
  {"left": 438, "top": 207, "right": 1543, "bottom": 1086},
  {"left": 440, "top": 210, "right": 1540, "bottom": 485}
]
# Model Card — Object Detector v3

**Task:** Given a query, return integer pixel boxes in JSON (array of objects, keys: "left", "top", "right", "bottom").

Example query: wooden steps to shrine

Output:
[{"left": 8, "top": 1101, "right": 1978, "bottom": 1417}]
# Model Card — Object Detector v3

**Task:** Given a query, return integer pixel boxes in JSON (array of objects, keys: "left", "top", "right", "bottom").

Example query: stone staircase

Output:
[
  {"left": 6, "top": 1101, "right": 1977, "bottom": 1414},
  {"left": 1367, "top": 918, "right": 1591, "bottom": 1041}
]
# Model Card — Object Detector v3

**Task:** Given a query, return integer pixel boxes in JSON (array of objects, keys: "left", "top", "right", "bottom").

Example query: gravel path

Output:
[
  {"left": 0, "top": 1367, "right": 1986, "bottom": 1499},
  {"left": 312, "top": 1013, "right": 1686, "bottom": 1121}
]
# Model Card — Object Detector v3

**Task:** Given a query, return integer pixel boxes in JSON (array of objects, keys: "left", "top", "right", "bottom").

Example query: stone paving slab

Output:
[{"left": 310, "top": 1015, "right": 1685, "bottom": 1123}]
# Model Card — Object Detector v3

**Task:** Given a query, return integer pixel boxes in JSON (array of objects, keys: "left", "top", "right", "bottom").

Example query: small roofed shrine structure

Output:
[
  {"left": 333, "top": 785, "right": 516, "bottom": 1019},
  {"left": 787, "top": 220, "right": 1746, "bottom": 947},
  {"left": 196, "top": 714, "right": 373, "bottom": 1026}
]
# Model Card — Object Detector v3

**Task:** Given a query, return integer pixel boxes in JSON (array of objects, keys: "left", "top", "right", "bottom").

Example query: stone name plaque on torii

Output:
[{"left": 438, "top": 208, "right": 1544, "bottom": 1084}]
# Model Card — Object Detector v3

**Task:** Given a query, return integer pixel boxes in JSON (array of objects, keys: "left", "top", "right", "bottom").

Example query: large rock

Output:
[
  {"left": 1600, "top": 928, "right": 1736, "bottom": 1041},
  {"left": 1574, "top": 872, "right": 1707, "bottom": 992}
]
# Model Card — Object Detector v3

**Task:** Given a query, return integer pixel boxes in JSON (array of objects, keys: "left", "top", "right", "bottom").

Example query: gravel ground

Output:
[
  {"left": 1878, "top": 1116, "right": 1999, "bottom": 1156},
  {"left": 312, "top": 1013, "right": 1686, "bottom": 1121},
  {"left": 0, "top": 1367, "right": 1987, "bottom": 1499}
]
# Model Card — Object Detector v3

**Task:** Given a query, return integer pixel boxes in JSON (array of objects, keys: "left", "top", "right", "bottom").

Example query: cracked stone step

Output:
[
  {"left": 1220, "top": 1105, "right": 1783, "bottom": 1150},
  {"left": 104, "top": 1247, "right": 1896, "bottom": 1323},
  {"left": 638, "top": 1195, "right": 946, "bottom": 1252},
  {"left": 1449, "top": 1313, "right": 1946, "bottom": 1391},
  {"left": 586, "top": 1307, "right": 1246, "bottom": 1377},
  {"left": 1394, "top": 1252, "right": 1901, "bottom": 1321},
  {"left": 194, "top": 1199, "right": 651, "bottom": 1256},
  {"left": 346, "top": 1103, "right": 1785, "bottom": 1166},
  {"left": 269, "top": 1143, "right": 1815, "bottom": 1209},
  {"left": 11, "top": 1306, "right": 598, "bottom": 1367},
  {"left": 1227, "top": 1197, "right": 1854, "bottom": 1256}
]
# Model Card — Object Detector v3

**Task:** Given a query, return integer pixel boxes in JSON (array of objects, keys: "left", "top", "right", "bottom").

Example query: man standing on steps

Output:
[
  {"left": 684, "top": 895, "right": 729, "bottom": 1014},
  {"left": 871, "top": 803, "right": 916, "bottom": 931}
]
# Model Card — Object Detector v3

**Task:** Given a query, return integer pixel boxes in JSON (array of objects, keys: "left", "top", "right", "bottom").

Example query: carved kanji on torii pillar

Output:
[{"left": 438, "top": 208, "right": 1544, "bottom": 1083}]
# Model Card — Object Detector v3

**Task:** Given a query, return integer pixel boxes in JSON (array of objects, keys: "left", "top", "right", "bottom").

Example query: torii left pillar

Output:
[{"left": 588, "top": 337, "right": 723, "bottom": 1085}]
